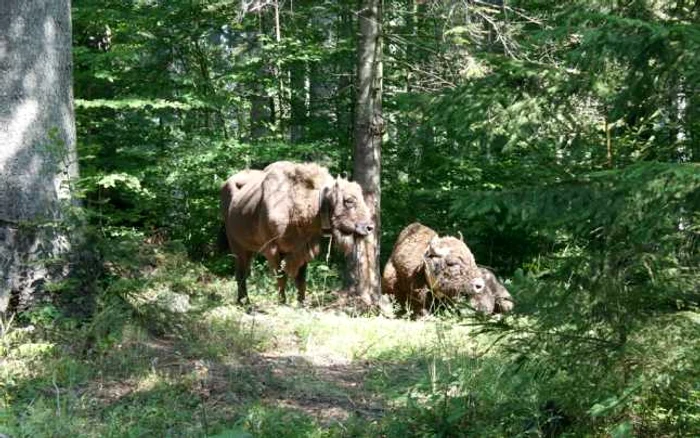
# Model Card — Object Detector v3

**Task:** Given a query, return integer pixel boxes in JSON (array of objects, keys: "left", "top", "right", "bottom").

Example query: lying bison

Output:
[
  {"left": 221, "top": 161, "right": 373, "bottom": 304},
  {"left": 382, "top": 223, "right": 513, "bottom": 316}
]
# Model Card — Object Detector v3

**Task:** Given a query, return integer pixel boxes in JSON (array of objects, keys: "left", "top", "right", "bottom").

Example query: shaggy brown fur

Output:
[
  {"left": 382, "top": 223, "right": 484, "bottom": 316},
  {"left": 221, "top": 161, "right": 373, "bottom": 304}
]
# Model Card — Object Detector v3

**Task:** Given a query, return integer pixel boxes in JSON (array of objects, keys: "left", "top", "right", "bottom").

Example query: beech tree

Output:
[{"left": 0, "top": 0, "right": 78, "bottom": 312}]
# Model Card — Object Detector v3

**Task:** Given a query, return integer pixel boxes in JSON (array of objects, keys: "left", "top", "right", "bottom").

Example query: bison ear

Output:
[
  {"left": 321, "top": 184, "right": 332, "bottom": 203},
  {"left": 428, "top": 236, "right": 439, "bottom": 250},
  {"left": 324, "top": 179, "right": 340, "bottom": 206}
]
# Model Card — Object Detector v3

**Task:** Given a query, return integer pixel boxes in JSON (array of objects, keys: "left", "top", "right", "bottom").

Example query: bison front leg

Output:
[
  {"left": 235, "top": 252, "right": 253, "bottom": 305},
  {"left": 410, "top": 286, "right": 433, "bottom": 318},
  {"left": 264, "top": 252, "right": 288, "bottom": 305}
]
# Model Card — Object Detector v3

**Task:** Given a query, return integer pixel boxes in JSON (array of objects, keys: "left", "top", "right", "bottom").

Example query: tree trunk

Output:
[
  {"left": 335, "top": 8, "right": 356, "bottom": 164},
  {"left": 250, "top": 15, "right": 275, "bottom": 141},
  {"left": 308, "top": 16, "right": 336, "bottom": 141},
  {"left": 0, "top": 0, "right": 78, "bottom": 312},
  {"left": 289, "top": 61, "right": 308, "bottom": 143},
  {"left": 349, "top": 0, "right": 383, "bottom": 304},
  {"left": 249, "top": 70, "right": 275, "bottom": 140}
]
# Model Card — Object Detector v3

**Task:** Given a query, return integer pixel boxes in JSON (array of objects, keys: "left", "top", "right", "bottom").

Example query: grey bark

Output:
[
  {"left": 0, "top": 0, "right": 78, "bottom": 312},
  {"left": 350, "top": 0, "right": 383, "bottom": 304}
]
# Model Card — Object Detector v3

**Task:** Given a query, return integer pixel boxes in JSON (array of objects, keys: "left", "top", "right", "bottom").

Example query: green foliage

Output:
[
  {"left": 449, "top": 162, "right": 699, "bottom": 435},
  {"left": 9, "top": 0, "right": 694, "bottom": 436}
]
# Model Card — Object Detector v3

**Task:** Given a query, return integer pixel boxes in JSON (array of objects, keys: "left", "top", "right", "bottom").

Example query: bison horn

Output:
[{"left": 319, "top": 185, "right": 332, "bottom": 233}]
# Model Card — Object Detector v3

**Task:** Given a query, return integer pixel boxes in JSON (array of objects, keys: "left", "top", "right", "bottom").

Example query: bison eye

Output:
[{"left": 343, "top": 198, "right": 356, "bottom": 208}]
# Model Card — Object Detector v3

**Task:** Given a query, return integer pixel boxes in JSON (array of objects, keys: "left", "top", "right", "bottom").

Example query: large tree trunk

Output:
[
  {"left": 350, "top": 0, "right": 383, "bottom": 304},
  {"left": 0, "top": 0, "right": 78, "bottom": 312}
]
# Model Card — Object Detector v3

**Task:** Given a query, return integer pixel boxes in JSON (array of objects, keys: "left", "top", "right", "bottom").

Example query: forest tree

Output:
[
  {"left": 0, "top": 0, "right": 78, "bottom": 311},
  {"left": 351, "top": 0, "right": 384, "bottom": 304}
]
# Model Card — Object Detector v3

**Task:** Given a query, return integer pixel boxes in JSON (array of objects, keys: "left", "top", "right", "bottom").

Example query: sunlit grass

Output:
[
  {"left": 15, "top": 245, "right": 696, "bottom": 437},
  {"left": 1, "top": 248, "right": 498, "bottom": 437}
]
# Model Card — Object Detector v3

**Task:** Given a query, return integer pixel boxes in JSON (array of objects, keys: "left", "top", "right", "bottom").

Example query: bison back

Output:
[{"left": 389, "top": 222, "right": 436, "bottom": 280}]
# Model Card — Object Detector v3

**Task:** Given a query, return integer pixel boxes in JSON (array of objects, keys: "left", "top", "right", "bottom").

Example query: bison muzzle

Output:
[
  {"left": 467, "top": 267, "right": 515, "bottom": 315},
  {"left": 221, "top": 161, "right": 373, "bottom": 305}
]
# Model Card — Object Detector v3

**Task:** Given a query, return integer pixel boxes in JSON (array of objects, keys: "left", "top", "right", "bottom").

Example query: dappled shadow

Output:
[
  {"left": 247, "top": 353, "right": 385, "bottom": 424},
  {"left": 3, "top": 235, "right": 522, "bottom": 435},
  {"left": 3, "top": 299, "right": 516, "bottom": 436}
]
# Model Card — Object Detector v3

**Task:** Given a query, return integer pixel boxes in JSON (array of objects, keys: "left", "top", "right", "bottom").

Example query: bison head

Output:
[
  {"left": 467, "top": 267, "right": 514, "bottom": 315},
  {"left": 423, "top": 236, "right": 482, "bottom": 300},
  {"left": 321, "top": 178, "right": 374, "bottom": 253},
  {"left": 460, "top": 268, "right": 515, "bottom": 315}
]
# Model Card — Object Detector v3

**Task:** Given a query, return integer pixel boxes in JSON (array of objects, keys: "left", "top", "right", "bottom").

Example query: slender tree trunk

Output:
[
  {"left": 308, "top": 16, "right": 336, "bottom": 141},
  {"left": 250, "top": 72, "right": 274, "bottom": 140},
  {"left": 250, "top": 14, "right": 275, "bottom": 140},
  {"left": 349, "top": 0, "right": 383, "bottom": 304},
  {"left": 335, "top": 8, "right": 355, "bottom": 163},
  {"left": 0, "top": 0, "right": 78, "bottom": 312},
  {"left": 605, "top": 115, "right": 613, "bottom": 168},
  {"left": 273, "top": 0, "right": 287, "bottom": 137},
  {"left": 289, "top": 61, "right": 308, "bottom": 143},
  {"left": 309, "top": 61, "right": 335, "bottom": 139}
]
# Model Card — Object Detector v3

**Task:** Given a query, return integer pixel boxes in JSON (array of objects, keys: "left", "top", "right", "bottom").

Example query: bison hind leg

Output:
[
  {"left": 280, "top": 253, "right": 311, "bottom": 306},
  {"left": 271, "top": 262, "right": 287, "bottom": 305},
  {"left": 277, "top": 273, "right": 288, "bottom": 305},
  {"left": 265, "top": 252, "right": 288, "bottom": 305},
  {"left": 235, "top": 251, "right": 253, "bottom": 305}
]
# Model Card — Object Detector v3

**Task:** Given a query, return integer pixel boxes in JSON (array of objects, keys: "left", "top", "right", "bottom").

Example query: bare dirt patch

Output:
[{"left": 252, "top": 353, "right": 385, "bottom": 425}]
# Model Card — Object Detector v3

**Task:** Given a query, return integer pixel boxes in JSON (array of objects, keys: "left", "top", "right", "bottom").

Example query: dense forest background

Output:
[{"left": 2, "top": 0, "right": 699, "bottom": 436}]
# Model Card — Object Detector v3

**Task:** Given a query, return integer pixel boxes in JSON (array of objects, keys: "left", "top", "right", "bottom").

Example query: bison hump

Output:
[
  {"left": 261, "top": 162, "right": 332, "bottom": 229},
  {"left": 264, "top": 161, "right": 330, "bottom": 190},
  {"left": 389, "top": 223, "right": 437, "bottom": 279}
]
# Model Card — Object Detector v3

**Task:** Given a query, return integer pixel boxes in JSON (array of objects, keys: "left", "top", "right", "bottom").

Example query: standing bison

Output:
[
  {"left": 382, "top": 223, "right": 514, "bottom": 316},
  {"left": 220, "top": 161, "right": 373, "bottom": 305}
]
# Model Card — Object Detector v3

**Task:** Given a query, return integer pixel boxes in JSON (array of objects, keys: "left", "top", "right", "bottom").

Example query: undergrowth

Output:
[{"left": 1, "top": 233, "right": 698, "bottom": 437}]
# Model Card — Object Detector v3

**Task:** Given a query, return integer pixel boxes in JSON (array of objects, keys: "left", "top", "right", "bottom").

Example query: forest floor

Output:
[{"left": 1, "top": 247, "right": 500, "bottom": 437}]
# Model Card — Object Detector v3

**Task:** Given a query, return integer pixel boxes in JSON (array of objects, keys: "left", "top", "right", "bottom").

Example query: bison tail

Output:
[{"left": 217, "top": 225, "right": 229, "bottom": 254}]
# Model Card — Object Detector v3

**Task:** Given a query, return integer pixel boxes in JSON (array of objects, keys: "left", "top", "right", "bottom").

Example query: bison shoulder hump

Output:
[{"left": 389, "top": 223, "right": 438, "bottom": 279}]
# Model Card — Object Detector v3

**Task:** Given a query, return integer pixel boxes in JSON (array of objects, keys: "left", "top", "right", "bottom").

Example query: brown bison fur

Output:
[
  {"left": 220, "top": 169, "right": 265, "bottom": 216},
  {"left": 221, "top": 161, "right": 373, "bottom": 304},
  {"left": 382, "top": 223, "right": 484, "bottom": 316},
  {"left": 468, "top": 267, "right": 515, "bottom": 315}
]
